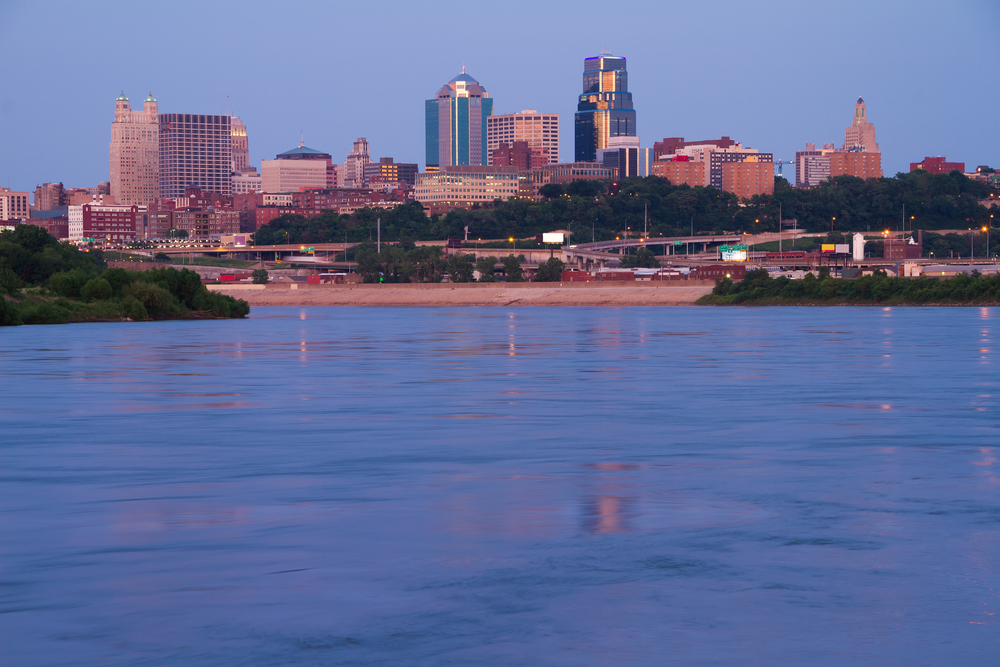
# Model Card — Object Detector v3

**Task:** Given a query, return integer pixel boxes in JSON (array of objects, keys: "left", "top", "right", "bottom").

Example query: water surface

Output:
[{"left": 1, "top": 307, "right": 997, "bottom": 665}]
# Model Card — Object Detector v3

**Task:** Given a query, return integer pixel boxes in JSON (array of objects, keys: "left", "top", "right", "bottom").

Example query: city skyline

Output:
[{"left": 0, "top": 0, "right": 997, "bottom": 194}]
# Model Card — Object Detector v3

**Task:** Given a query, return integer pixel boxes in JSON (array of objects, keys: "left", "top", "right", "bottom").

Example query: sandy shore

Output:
[{"left": 209, "top": 283, "right": 715, "bottom": 307}]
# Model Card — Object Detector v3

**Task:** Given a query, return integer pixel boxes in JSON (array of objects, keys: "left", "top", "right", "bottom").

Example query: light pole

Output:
[{"left": 984, "top": 226, "right": 989, "bottom": 260}]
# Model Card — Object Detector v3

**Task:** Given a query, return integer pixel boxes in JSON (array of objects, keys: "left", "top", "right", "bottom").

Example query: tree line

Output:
[
  {"left": 700, "top": 267, "right": 1000, "bottom": 305},
  {"left": 251, "top": 170, "right": 996, "bottom": 247},
  {"left": 0, "top": 225, "right": 248, "bottom": 326}
]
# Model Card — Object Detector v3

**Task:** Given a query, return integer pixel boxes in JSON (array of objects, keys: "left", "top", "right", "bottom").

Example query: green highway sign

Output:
[{"left": 674, "top": 240, "right": 683, "bottom": 245}]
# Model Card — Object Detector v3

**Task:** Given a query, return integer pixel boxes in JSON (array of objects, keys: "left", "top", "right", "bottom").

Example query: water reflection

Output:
[{"left": 1, "top": 307, "right": 998, "bottom": 666}]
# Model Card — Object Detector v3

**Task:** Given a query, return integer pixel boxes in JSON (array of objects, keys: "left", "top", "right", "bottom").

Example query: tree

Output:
[
  {"left": 167, "top": 228, "right": 188, "bottom": 239},
  {"left": 252, "top": 269, "right": 269, "bottom": 284},
  {"left": 534, "top": 257, "right": 565, "bottom": 282},
  {"left": 80, "top": 277, "right": 112, "bottom": 301},
  {"left": 154, "top": 252, "right": 171, "bottom": 262},
  {"left": 619, "top": 247, "right": 660, "bottom": 268},
  {"left": 501, "top": 254, "right": 525, "bottom": 282},
  {"left": 475, "top": 256, "right": 497, "bottom": 282},
  {"left": 538, "top": 183, "right": 565, "bottom": 199},
  {"left": 446, "top": 254, "right": 475, "bottom": 283}
]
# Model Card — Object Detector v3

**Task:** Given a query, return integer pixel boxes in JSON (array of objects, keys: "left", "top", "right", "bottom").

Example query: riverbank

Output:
[{"left": 208, "top": 282, "right": 716, "bottom": 306}]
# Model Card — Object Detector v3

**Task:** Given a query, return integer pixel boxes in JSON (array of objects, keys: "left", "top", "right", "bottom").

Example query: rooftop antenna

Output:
[
  {"left": 226, "top": 95, "right": 230, "bottom": 117},
  {"left": 300, "top": 130, "right": 304, "bottom": 148},
  {"left": 461, "top": 63, "right": 466, "bottom": 74}
]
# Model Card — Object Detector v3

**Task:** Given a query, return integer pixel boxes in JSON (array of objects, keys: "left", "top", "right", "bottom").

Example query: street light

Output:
[{"left": 983, "top": 226, "right": 989, "bottom": 259}]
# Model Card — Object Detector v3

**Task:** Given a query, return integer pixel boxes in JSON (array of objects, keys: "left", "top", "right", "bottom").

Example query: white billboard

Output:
[{"left": 542, "top": 232, "right": 565, "bottom": 244}]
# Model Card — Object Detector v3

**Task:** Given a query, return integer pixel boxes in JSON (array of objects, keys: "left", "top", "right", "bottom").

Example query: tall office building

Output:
[
  {"left": 231, "top": 117, "right": 249, "bottom": 173},
  {"left": 575, "top": 54, "right": 636, "bottom": 162},
  {"left": 158, "top": 113, "right": 233, "bottom": 199},
  {"left": 486, "top": 111, "right": 559, "bottom": 165},
  {"left": 425, "top": 68, "right": 494, "bottom": 171},
  {"left": 342, "top": 137, "right": 372, "bottom": 188},
  {"left": 110, "top": 92, "right": 159, "bottom": 206},
  {"left": 843, "top": 97, "right": 878, "bottom": 153},
  {"left": 0, "top": 187, "right": 30, "bottom": 221}
]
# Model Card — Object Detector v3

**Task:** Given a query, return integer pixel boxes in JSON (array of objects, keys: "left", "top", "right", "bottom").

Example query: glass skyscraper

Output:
[
  {"left": 574, "top": 54, "right": 636, "bottom": 163},
  {"left": 425, "top": 68, "right": 493, "bottom": 171}
]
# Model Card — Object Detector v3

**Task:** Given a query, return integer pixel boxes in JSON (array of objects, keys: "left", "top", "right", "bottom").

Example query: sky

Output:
[{"left": 0, "top": 0, "right": 997, "bottom": 196}]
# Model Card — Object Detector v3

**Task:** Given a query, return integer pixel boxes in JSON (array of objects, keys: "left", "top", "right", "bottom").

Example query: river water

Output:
[{"left": 1, "top": 306, "right": 997, "bottom": 665}]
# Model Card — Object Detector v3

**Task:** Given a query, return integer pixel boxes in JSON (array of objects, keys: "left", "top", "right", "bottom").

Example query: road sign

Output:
[{"left": 674, "top": 240, "right": 683, "bottom": 245}]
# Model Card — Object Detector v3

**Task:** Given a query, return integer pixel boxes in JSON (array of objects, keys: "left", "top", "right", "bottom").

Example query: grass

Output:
[{"left": 168, "top": 256, "right": 259, "bottom": 268}]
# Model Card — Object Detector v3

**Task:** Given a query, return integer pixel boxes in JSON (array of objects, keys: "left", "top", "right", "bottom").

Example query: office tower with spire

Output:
[
  {"left": 843, "top": 97, "right": 879, "bottom": 153},
  {"left": 110, "top": 92, "right": 160, "bottom": 206},
  {"left": 425, "top": 67, "right": 494, "bottom": 172},
  {"left": 575, "top": 54, "right": 636, "bottom": 162}
]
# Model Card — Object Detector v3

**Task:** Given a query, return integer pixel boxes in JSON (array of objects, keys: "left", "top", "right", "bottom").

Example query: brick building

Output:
[
  {"left": 829, "top": 151, "right": 882, "bottom": 180},
  {"left": 68, "top": 202, "right": 138, "bottom": 242},
  {"left": 722, "top": 159, "right": 775, "bottom": 199},
  {"left": 910, "top": 156, "right": 965, "bottom": 174},
  {"left": 651, "top": 157, "right": 706, "bottom": 187}
]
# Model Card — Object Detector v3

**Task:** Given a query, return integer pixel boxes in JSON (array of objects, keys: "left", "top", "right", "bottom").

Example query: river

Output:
[{"left": 1, "top": 306, "right": 997, "bottom": 665}]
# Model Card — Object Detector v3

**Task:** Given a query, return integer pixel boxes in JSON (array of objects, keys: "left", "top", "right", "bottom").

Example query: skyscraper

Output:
[
  {"left": 425, "top": 68, "right": 493, "bottom": 172},
  {"left": 342, "top": 137, "right": 371, "bottom": 188},
  {"left": 158, "top": 113, "right": 233, "bottom": 199},
  {"left": 486, "top": 111, "right": 559, "bottom": 165},
  {"left": 110, "top": 92, "right": 159, "bottom": 206},
  {"left": 231, "top": 117, "right": 249, "bottom": 173},
  {"left": 575, "top": 54, "right": 636, "bottom": 163},
  {"left": 843, "top": 97, "right": 878, "bottom": 153}
]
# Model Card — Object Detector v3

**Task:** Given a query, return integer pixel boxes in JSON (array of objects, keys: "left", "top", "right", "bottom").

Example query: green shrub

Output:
[
  {"left": 124, "top": 281, "right": 173, "bottom": 313},
  {"left": 0, "top": 267, "right": 23, "bottom": 295},
  {"left": 80, "top": 277, "right": 113, "bottom": 301},
  {"left": 0, "top": 298, "right": 21, "bottom": 326},
  {"left": 19, "top": 301, "right": 70, "bottom": 325},
  {"left": 128, "top": 299, "right": 149, "bottom": 321}
]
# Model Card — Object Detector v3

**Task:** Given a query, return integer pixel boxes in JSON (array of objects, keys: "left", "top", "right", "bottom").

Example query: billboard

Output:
[
  {"left": 720, "top": 244, "right": 748, "bottom": 261},
  {"left": 542, "top": 232, "right": 565, "bottom": 244},
  {"left": 822, "top": 244, "right": 850, "bottom": 254}
]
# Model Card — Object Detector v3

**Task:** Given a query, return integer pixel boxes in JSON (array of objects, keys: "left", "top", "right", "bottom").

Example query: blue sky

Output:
[{"left": 0, "top": 0, "right": 997, "bottom": 194}]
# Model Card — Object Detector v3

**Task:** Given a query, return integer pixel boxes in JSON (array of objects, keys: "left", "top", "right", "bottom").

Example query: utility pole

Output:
[
  {"left": 377, "top": 218, "right": 381, "bottom": 253},
  {"left": 779, "top": 202, "right": 782, "bottom": 253}
]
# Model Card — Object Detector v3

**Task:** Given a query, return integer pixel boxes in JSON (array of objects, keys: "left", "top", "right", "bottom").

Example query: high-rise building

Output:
[
  {"left": 262, "top": 143, "right": 333, "bottom": 193},
  {"left": 597, "top": 137, "right": 652, "bottom": 178},
  {"left": 486, "top": 110, "right": 559, "bottom": 165},
  {"left": 575, "top": 54, "right": 636, "bottom": 162},
  {"left": 343, "top": 137, "right": 372, "bottom": 188},
  {"left": 843, "top": 97, "right": 878, "bottom": 153},
  {"left": 722, "top": 157, "right": 775, "bottom": 200},
  {"left": 651, "top": 157, "right": 706, "bottom": 187},
  {"left": 231, "top": 117, "right": 249, "bottom": 173},
  {"left": 271, "top": 142, "right": 336, "bottom": 187},
  {"left": 491, "top": 142, "right": 548, "bottom": 171},
  {"left": 0, "top": 187, "right": 30, "bottom": 221},
  {"left": 158, "top": 112, "right": 233, "bottom": 199},
  {"left": 425, "top": 68, "right": 494, "bottom": 171},
  {"left": 829, "top": 151, "right": 882, "bottom": 180},
  {"left": 363, "top": 158, "right": 418, "bottom": 187},
  {"left": 794, "top": 142, "right": 837, "bottom": 187},
  {"left": 261, "top": 160, "right": 326, "bottom": 193},
  {"left": 33, "top": 182, "right": 66, "bottom": 211},
  {"left": 110, "top": 92, "right": 159, "bottom": 206}
]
